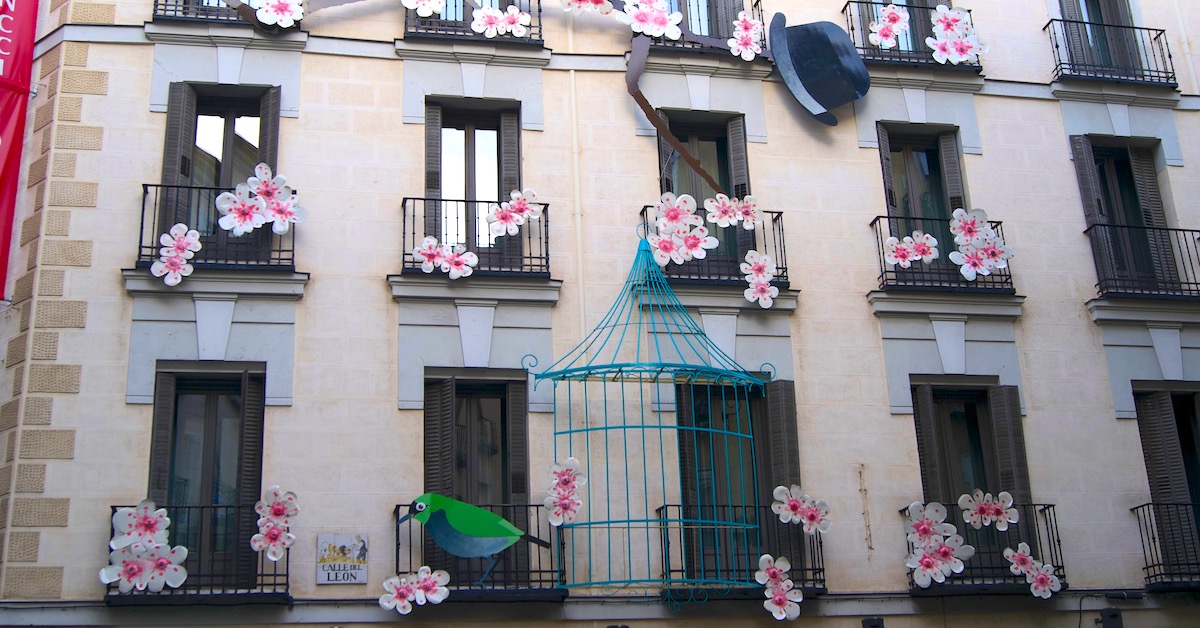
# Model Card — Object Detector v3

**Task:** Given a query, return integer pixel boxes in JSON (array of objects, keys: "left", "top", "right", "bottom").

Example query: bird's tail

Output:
[{"left": 522, "top": 533, "right": 551, "bottom": 549}]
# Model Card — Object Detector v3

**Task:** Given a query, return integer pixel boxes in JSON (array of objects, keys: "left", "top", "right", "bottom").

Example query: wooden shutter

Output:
[
  {"left": 938, "top": 132, "right": 966, "bottom": 211},
  {"left": 674, "top": 383, "right": 701, "bottom": 579},
  {"left": 764, "top": 380, "right": 801, "bottom": 488},
  {"left": 161, "top": 83, "right": 198, "bottom": 227},
  {"left": 236, "top": 372, "right": 266, "bottom": 584},
  {"left": 713, "top": 0, "right": 740, "bottom": 40},
  {"left": 499, "top": 111, "right": 523, "bottom": 264},
  {"left": 1129, "top": 147, "right": 1179, "bottom": 288},
  {"left": 1101, "top": 0, "right": 1139, "bottom": 73},
  {"left": 1070, "top": 135, "right": 1106, "bottom": 225},
  {"left": 1134, "top": 391, "right": 1198, "bottom": 569},
  {"left": 1057, "top": 1, "right": 1091, "bottom": 71},
  {"left": 727, "top": 115, "right": 756, "bottom": 261},
  {"left": 424, "top": 103, "right": 443, "bottom": 237},
  {"left": 987, "top": 385, "right": 1032, "bottom": 506},
  {"left": 422, "top": 378, "right": 456, "bottom": 575},
  {"left": 657, "top": 110, "right": 675, "bottom": 195},
  {"left": 911, "top": 385, "right": 948, "bottom": 504},
  {"left": 505, "top": 379, "right": 531, "bottom": 588},
  {"left": 147, "top": 372, "right": 177, "bottom": 505},
  {"left": 877, "top": 123, "right": 898, "bottom": 215},
  {"left": 257, "top": 86, "right": 281, "bottom": 171}
]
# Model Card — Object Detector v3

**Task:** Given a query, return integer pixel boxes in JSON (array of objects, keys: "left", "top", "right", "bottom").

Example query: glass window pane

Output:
[
  {"left": 214, "top": 393, "right": 243, "bottom": 506},
  {"left": 441, "top": 128, "right": 466, "bottom": 245},
  {"left": 170, "top": 394, "right": 208, "bottom": 506},
  {"left": 193, "top": 115, "right": 224, "bottom": 189},
  {"left": 475, "top": 396, "right": 504, "bottom": 504},
  {"left": 474, "top": 129, "right": 500, "bottom": 247},
  {"left": 230, "top": 116, "right": 260, "bottom": 183}
]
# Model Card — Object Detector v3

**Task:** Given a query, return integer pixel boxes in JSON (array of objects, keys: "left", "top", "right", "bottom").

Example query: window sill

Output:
[
  {"left": 867, "top": 290, "right": 1024, "bottom": 319},
  {"left": 144, "top": 20, "right": 309, "bottom": 51},
  {"left": 123, "top": 268, "right": 309, "bottom": 299}
]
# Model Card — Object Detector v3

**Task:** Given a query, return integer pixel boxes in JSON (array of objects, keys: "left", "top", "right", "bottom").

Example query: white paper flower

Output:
[
  {"left": 949, "top": 246, "right": 993, "bottom": 281},
  {"left": 471, "top": 5, "right": 506, "bottom": 38},
  {"left": 654, "top": 192, "right": 702, "bottom": 235},
  {"left": 616, "top": 0, "right": 682, "bottom": 40},
  {"left": 745, "top": 279, "right": 778, "bottom": 309},
  {"left": 945, "top": 35, "right": 984, "bottom": 64},
  {"left": 884, "top": 236, "right": 916, "bottom": 268},
  {"left": 414, "top": 236, "right": 445, "bottom": 274},
  {"left": 754, "top": 553, "right": 791, "bottom": 587},
  {"left": 403, "top": 0, "right": 445, "bottom": 18},
  {"left": 440, "top": 244, "right": 479, "bottom": 280},
  {"left": 215, "top": 184, "right": 267, "bottom": 236},
  {"left": 487, "top": 202, "right": 525, "bottom": 236},
  {"left": 798, "top": 498, "right": 831, "bottom": 535},
  {"left": 958, "top": 489, "right": 995, "bottom": 530},
  {"left": 728, "top": 31, "right": 762, "bottom": 61},
  {"left": 880, "top": 3, "right": 909, "bottom": 29},
  {"left": 907, "top": 231, "right": 939, "bottom": 263},
  {"left": 1004, "top": 542, "right": 1038, "bottom": 577},
  {"left": 248, "top": 0, "right": 303, "bottom": 28},
  {"left": 976, "top": 234, "right": 1013, "bottom": 269},
  {"left": 736, "top": 196, "right": 760, "bottom": 230},
  {"left": 763, "top": 578, "right": 803, "bottom": 620},
  {"left": 989, "top": 491, "right": 1019, "bottom": 532},
  {"left": 110, "top": 500, "right": 171, "bottom": 550},
  {"left": 508, "top": 188, "right": 543, "bottom": 220},
  {"left": 648, "top": 232, "right": 688, "bottom": 266},
  {"left": 931, "top": 4, "right": 972, "bottom": 39},
  {"left": 771, "top": 484, "right": 806, "bottom": 525},
  {"left": 255, "top": 485, "right": 299, "bottom": 529},
  {"left": 100, "top": 543, "right": 153, "bottom": 592},
  {"left": 679, "top": 226, "right": 719, "bottom": 260},
  {"left": 906, "top": 548, "right": 947, "bottom": 588},
  {"left": 379, "top": 574, "right": 418, "bottom": 614},
  {"left": 927, "top": 37, "right": 955, "bottom": 64},
  {"left": 1027, "top": 563, "right": 1062, "bottom": 599},
  {"left": 262, "top": 194, "right": 306, "bottom": 235},
  {"left": 869, "top": 22, "right": 901, "bottom": 49},
  {"left": 741, "top": 250, "right": 777, "bottom": 283},
  {"left": 733, "top": 10, "right": 763, "bottom": 35},
  {"left": 545, "top": 491, "right": 583, "bottom": 526},
  {"left": 143, "top": 543, "right": 189, "bottom": 592},
  {"left": 246, "top": 163, "right": 289, "bottom": 205},
  {"left": 151, "top": 255, "right": 194, "bottom": 287},
  {"left": 929, "top": 534, "right": 975, "bottom": 575},
  {"left": 501, "top": 5, "right": 532, "bottom": 37},
  {"left": 906, "top": 501, "right": 955, "bottom": 549},
  {"left": 250, "top": 522, "right": 296, "bottom": 562},
  {"left": 704, "top": 194, "right": 739, "bottom": 228},
  {"left": 159, "top": 223, "right": 202, "bottom": 260},
  {"left": 550, "top": 456, "right": 587, "bottom": 493},
  {"left": 561, "top": 0, "right": 611, "bottom": 15},
  {"left": 414, "top": 566, "right": 450, "bottom": 605}
]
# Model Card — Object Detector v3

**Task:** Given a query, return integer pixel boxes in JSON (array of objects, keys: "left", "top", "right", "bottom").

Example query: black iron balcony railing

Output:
[
  {"left": 657, "top": 504, "right": 825, "bottom": 594},
  {"left": 153, "top": 0, "right": 243, "bottom": 22},
  {"left": 639, "top": 205, "right": 788, "bottom": 286},
  {"left": 1045, "top": 19, "right": 1176, "bottom": 86},
  {"left": 138, "top": 184, "right": 296, "bottom": 270},
  {"left": 1132, "top": 503, "right": 1200, "bottom": 591},
  {"left": 105, "top": 504, "right": 290, "bottom": 605},
  {"left": 843, "top": 1, "right": 981, "bottom": 70},
  {"left": 651, "top": 0, "right": 766, "bottom": 55},
  {"left": 1085, "top": 224, "right": 1200, "bottom": 298},
  {"left": 393, "top": 503, "right": 567, "bottom": 601},
  {"left": 901, "top": 503, "right": 1065, "bottom": 595},
  {"left": 401, "top": 197, "right": 550, "bottom": 277},
  {"left": 405, "top": 0, "right": 543, "bottom": 43},
  {"left": 871, "top": 215, "right": 1014, "bottom": 293}
]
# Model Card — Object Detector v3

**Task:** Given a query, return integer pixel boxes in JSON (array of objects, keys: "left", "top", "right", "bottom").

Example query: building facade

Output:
[{"left": 0, "top": 0, "right": 1198, "bottom": 625}]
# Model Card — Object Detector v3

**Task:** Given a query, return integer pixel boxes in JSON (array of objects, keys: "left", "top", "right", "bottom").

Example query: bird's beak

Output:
[{"left": 397, "top": 501, "right": 417, "bottom": 525}]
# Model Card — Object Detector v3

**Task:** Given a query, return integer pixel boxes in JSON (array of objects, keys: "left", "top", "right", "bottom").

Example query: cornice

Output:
[
  {"left": 867, "top": 290, "right": 1025, "bottom": 319},
  {"left": 395, "top": 38, "right": 552, "bottom": 68},
  {"left": 144, "top": 20, "right": 309, "bottom": 50},
  {"left": 123, "top": 268, "right": 309, "bottom": 298},
  {"left": 641, "top": 49, "right": 773, "bottom": 80},
  {"left": 1050, "top": 79, "right": 1181, "bottom": 109},
  {"left": 388, "top": 273, "right": 562, "bottom": 304},
  {"left": 1088, "top": 296, "right": 1200, "bottom": 324}
]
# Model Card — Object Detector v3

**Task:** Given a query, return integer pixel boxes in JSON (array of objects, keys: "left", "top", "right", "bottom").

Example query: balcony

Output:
[
  {"left": 657, "top": 504, "right": 826, "bottom": 598},
  {"left": 639, "top": 206, "right": 788, "bottom": 286},
  {"left": 153, "top": 0, "right": 241, "bottom": 22},
  {"left": 651, "top": 0, "right": 766, "bottom": 55},
  {"left": 138, "top": 184, "right": 296, "bottom": 270},
  {"left": 405, "top": 0, "right": 543, "bottom": 43},
  {"left": 843, "top": 1, "right": 981, "bottom": 71},
  {"left": 393, "top": 503, "right": 567, "bottom": 601},
  {"left": 1045, "top": 19, "right": 1176, "bottom": 86},
  {"left": 1132, "top": 503, "right": 1200, "bottom": 591},
  {"left": 401, "top": 197, "right": 550, "bottom": 277},
  {"left": 902, "top": 503, "right": 1066, "bottom": 595},
  {"left": 871, "top": 215, "right": 1014, "bottom": 293},
  {"left": 1085, "top": 224, "right": 1200, "bottom": 298},
  {"left": 105, "top": 504, "right": 290, "bottom": 605}
]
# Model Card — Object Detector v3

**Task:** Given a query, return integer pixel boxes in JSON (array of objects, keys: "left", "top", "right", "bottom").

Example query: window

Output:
[
  {"left": 877, "top": 124, "right": 965, "bottom": 254},
  {"left": 160, "top": 82, "right": 281, "bottom": 256},
  {"left": 664, "top": 0, "right": 741, "bottom": 40},
  {"left": 1133, "top": 391, "right": 1200, "bottom": 575},
  {"left": 1059, "top": 0, "right": 1140, "bottom": 73},
  {"left": 854, "top": 0, "right": 938, "bottom": 54},
  {"left": 148, "top": 365, "right": 266, "bottom": 586}
]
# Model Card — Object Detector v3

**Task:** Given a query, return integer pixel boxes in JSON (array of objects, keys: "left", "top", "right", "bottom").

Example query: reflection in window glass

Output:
[
  {"left": 475, "top": 129, "right": 499, "bottom": 247},
  {"left": 442, "top": 128, "right": 467, "bottom": 245}
]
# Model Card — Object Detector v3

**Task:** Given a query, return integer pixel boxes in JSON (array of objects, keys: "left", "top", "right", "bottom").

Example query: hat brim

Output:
[{"left": 769, "top": 14, "right": 837, "bottom": 126}]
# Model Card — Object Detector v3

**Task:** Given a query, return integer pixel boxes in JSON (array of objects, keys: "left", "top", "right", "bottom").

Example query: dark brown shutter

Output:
[
  {"left": 422, "top": 378, "right": 456, "bottom": 577},
  {"left": 657, "top": 110, "right": 674, "bottom": 195},
  {"left": 1058, "top": 0, "right": 1091, "bottom": 70},
  {"left": 1069, "top": 135, "right": 1105, "bottom": 225},
  {"left": 987, "top": 385, "right": 1032, "bottom": 506},
  {"left": 727, "top": 115, "right": 756, "bottom": 260},
  {"left": 148, "top": 372, "right": 177, "bottom": 505},
  {"left": 1101, "top": 0, "right": 1139, "bottom": 72},
  {"left": 675, "top": 383, "right": 701, "bottom": 578},
  {"left": 713, "top": 0, "right": 738, "bottom": 43},
  {"left": 912, "top": 384, "right": 948, "bottom": 504},
  {"left": 938, "top": 132, "right": 966, "bottom": 211},
  {"left": 161, "top": 83, "right": 197, "bottom": 226},
  {"left": 505, "top": 379, "right": 531, "bottom": 587},
  {"left": 877, "top": 123, "right": 898, "bottom": 215},
  {"left": 765, "top": 380, "right": 801, "bottom": 488},
  {"left": 258, "top": 86, "right": 281, "bottom": 171},
  {"left": 424, "top": 103, "right": 443, "bottom": 237},
  {"left": 1134, "top": 391, "right": 1198, "bottom": 569},
  {"left": 499, "top": 111, "right": 522, "bottom": 263},
  {"left": 1058, "top": 0, "right": 1082, "bottom": 20},
  {"left": 236, "top": 372, "right": 266, "bottom": 585},
  {"left": 1129, "top": 147, "right": 1178, "bottom": 288}
]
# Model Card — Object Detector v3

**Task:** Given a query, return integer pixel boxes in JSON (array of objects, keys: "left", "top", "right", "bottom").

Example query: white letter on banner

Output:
[
  {"left": 0, "top": 14, "right": 13, "bottom": 33},
  {"left": 0, "top": 37, "right": 13, "bottom": 56}
]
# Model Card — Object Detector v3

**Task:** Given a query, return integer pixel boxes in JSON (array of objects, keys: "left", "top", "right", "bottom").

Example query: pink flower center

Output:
[
  {"left": 771, "top": 592, "right": 787, "bottom": 607},
  {"left": 912, "top": 242, "right": 931, "bottom": 256},
  {"left": 1016, "top": 555, "right": 1031, "bottom": 567},
  {"left": 1034, "top": 573, "right": 1050, "bottom": 587},
  {"left": 894, "top": 247, "right": 912, "bottom": 261},
  {"left": 787, "top": 498, "right": 802, "bottom": 514},
  {"left": 973, "top": 504, "right": 990, "bottom": 516},
  {"left": 919, "top": 555, "right": 937, "bottom": 570},
  {"left": 913, "top": 520, "right": 932, "bottom": 536},
  {"left": 938, "top": 16, "right": 961, "bottom": 33},
  {"left": 235, "top": 203, "right": 256, "bottom": 219},
  {"left": 953, "top": 39, "right": 974, "bottom": 55},
  {"left": 765, "top": 566, "right": 782, "bottom": 580},
  {"left": 658, "top": 239, "right": 677, "bottom": 253},
  {"left": 991, "top": 504, "right": 1006, "bottom": 517},
  {"left": 162, "top": 257, "right": 185, "bottom": 272},
  {"left": 651, "top": 9, "right": 669, "bottom": 28},
  {"left": 752, "top": 282, "right": 772, "bottom": 297},
  {"left": 885, "top": 12, "right": 902, "bottom": 25},
  {"left": 936, "top": 545, "right": 954, "bottom": 560},
  {"left": 122, "top": 561, "right": 145, "bottom": 579},
  {"left": 266, "top": 527, "right": 283, "bottom": 542},
  {"left": 804, "top": 509, "right": 820, "bottom": 523},
  {"left": 271, "top": 503, "right": 288, "bottom": 517},
  {"left": 878, "top": 24, "right": 894, "bottom": 38},
  {"left": 140, "top": 516, "right": 159, "bottom": 532},
  {"left": 155, "top": 557, "right": 172, "bottom": 570},
  {"left": 419, "top": 579, "right": 437, "bottom": 593},
  {"left": 269, "top": 0, "right": 291, "bottom": 15}
]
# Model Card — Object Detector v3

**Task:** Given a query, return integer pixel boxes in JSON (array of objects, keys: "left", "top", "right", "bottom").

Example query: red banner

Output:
[{"left": 0, "top": 0, "right": 39, "bottom": 300}]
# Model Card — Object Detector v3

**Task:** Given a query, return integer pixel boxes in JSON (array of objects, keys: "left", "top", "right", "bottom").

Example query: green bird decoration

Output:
[{"left": 398, "top": 493, "right": 551, "bottom": 586}]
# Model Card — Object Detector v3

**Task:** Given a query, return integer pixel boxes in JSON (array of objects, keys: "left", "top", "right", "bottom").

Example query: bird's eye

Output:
[{"left": 415, "top": 502, "right": 427, "bottom": 512}]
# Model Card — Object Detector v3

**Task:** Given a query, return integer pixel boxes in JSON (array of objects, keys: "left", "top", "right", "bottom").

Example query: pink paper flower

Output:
[
  {"left": 248, "top": 0, "right": 303, "bottom": 28},
  {"left": 771, "top": 484, "right": 807, "bottom": 525},
  {"left": 440, "top": 244, "right": 479, "bottom": 280},
  {"left": 549, "top": 457, "right": 588, "bottom": 493},
  {"left": 704, "top": 194, "right": 740, "bottom": 228},
  {"left": 262, "top": 194, "right": 306, "bottom": 235},
  {"left": 487, "top": 202, "right": 525, "bottom": 236},
  {"left": 508, "top": 188, "right": 543, "bottom": 220},
  {"left": 745, "top": 279, "right": 779, "bottom": 309},
  {"left": 99, "top": 543, "right": 153, "bottom": 593},
  {"left": 741, "top": 250, "right": 777, "bottom": 283},
  {"left": 1004, "top": 542, "right": 1039, "bottom": 577},
  {"left": 619, "top": 0, "right": 682, "bottom": 40},
  {"left": 501, "top": 5, "right": 532, "bottom": 37},
  {"left": 948, "top": 246, "right": 993, "bottom": 281},
  {"left": 255, "top": 485, "right": 299, "bottom": 529},
  {"left": 250, "top": 523, "right": 296, "bottom": 562},
  {"left": 648, "top": 232, "right": 689, "bottom": 266},
  {"left": 976, "top": 234, "right": 1014, "bottom": 269},
  {"left": 799, "top": 498, "right": 832, "bottom": 535},
  {"left": 907, "top": 231, "right": 939, "bottom": 263},
  {"left": 1027, "top": 563, "right": 1062, "bottom": 599},
  {"left": 734, "top": 10, "right": 763, "bottom": 35},
  {"left": 402, "top": 0, "right": 445, "bottom": 17},
  {"left": 906, "top": 548, "right": 947, "bottom": 588},
  {"left": 379, "top": 574, "right": 418, "bottom": 614},
  {"left": 246, "top": 163, "right": 289, "bottom": 205},
  {"left": 654, "top": 192, "right": 702, "bottom": 235},
  {"left": 144, "top": 543, "right": 189, "bottom": 592},
  {"left": 989, "top": 491, "right": 1019, "bottom": 532},
  {"left": 906, "top": 501, "right": 956, "bottom": 549},
  {"left": 763, "top": 578, "right": 803, "bottom": 620},
  {"left": 869, "top": 22, "right": 899, "bottom": 49},
  {"left": 159, "top": 223, "right": 202, "bottom": 260},
  {"left": 110, "top": 500, "right": 170, "bottom": 549},
  {"left": 562, "top": 0, "right": 611, "bottom": 15},
  {"left": 414, "top": 236, "right": 445, "bottom": 274},
  {"left": 754, "top": 554, "right": 791, "bottom": 587},
  {"left": 728, "top": 31, "right": 762, "bottom": 61},
  {"left": 931, "top": 5, "right": 971, "bottom": 38},
  {"left": 945, "top": 35, "right": 984, "bottom": 64},
  {"left": 414, "top": 566, "right": 451, "bottom": 605},
  {"left": 881, "top": 3, "right": 909, "bottom": 28},
  {"left": 884, "top": 236, "right": 916, "bottom": 268},
  {"left": 958, "top": 489, "right": 996, "bottom": 530},
  {"left": 151, "top": 254, "right": 194, "bottom": 287},
  {"left": 471, "top": 5, "right": 506, "bottom": 38},
  {"left": 735, "top": 195, "right": 760, "bottom": 230},
  {"left": 927, "top": 37, "right": 954, "bottom": 64},
  {"left": 929, "top": 534, "right": 975, "bottom": 575},
  {"left": 679, "top": 226, "right": 719, "bottom": 260},
  {"left": 215, "top": 184, "right": 267, "bottom": 236},
  {"left": 545, "top": 491, "right": 583, "bottom": 526}
]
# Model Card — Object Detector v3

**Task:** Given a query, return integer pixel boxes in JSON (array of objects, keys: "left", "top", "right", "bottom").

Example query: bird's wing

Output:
[{"left": 441, "top": 499, "right": 524, "bottom": 540}]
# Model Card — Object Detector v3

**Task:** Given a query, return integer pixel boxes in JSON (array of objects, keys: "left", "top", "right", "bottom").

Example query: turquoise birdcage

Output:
[{"left": 534, "top": 238, "right": 773, "bottom": 601}]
